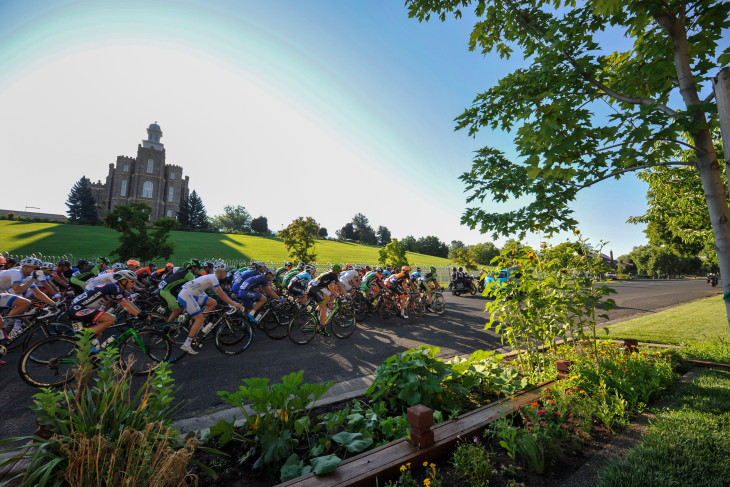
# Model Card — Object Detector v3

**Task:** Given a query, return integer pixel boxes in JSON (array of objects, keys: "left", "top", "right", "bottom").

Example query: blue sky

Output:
[{"left": 0, "top": 0, "right": 660, "bottom": 257}]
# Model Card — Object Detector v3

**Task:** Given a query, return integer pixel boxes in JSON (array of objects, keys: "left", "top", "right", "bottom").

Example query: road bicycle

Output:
[
  {"left": 0, "top": 306, "right": 74, "bottom": 355},
  {"left": 169, "top": 306, "right": 254, "bottom": 358},
  {"left": 430, "top": 288, "right": 446, "bottom": 314},
  {"left": 18, "top": 318, "right": 172, "bottom": 388},
  {"left": 288, "top": 296, "right": 356, "bottom": 345},
  {"left": 245, "top": 298, "right": 299, "bottom": 340}
]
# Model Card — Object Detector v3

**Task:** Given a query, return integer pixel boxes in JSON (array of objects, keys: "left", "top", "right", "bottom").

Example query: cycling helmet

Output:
[
  {"left": 20, "top": 257, "right": 42, "bottom": 268},
  {"left": 284, "top": 261, "right": 293, "bottom": 267},
  {"left": 416, "top": 267, "right": 421, "bottom": 272},
  {"left": 213, "top": 262, "right": 228, "bottom": 272},
  {"left": 458, "top": 267, "right": 463, "bottom": 271},
  {"left": 113, "top": 262, "right": 127, "bottom": 270},
  {"left": 77, "top": 259, "right": 89, "bottom": 267},
  {"left": 165, "top": 263, "right": 174, "bottom": 270},
  {"left": 376, "top": 266, "right": 384, "bottom": 272},
  {"left": 265, "top": 267, "right": 275, "bottom": 276},
  {"left": 98, "top": 257, "right": 110, "bottom": 264},
  {"left": 203, "top": 261, "right": 214, "bottom": 268},
  {"left": 186, "top": 259, "right": 202, "bottom": 268},
  {"left": 452, "top": 266, "right": 457, "bottom": 271},
  {"left": 126, "top": 259, "right": 140, "bottom": 267},
  {"left": 331, "top": 264, "right": 342, "bottom": 273},
  {"left": 401, "top": 266, "right": 411, "bottom": 273},
  {"left": 430, "top": 266, "right": 436, "bottom": 272},
  {"left": 346, "top": 265, "right": 354, "bottom": 270},
  {"left": 297, "top": 262, "right": 306, "bottom": 271},
  {"left": 353, "top": 265, "right": 362, "bottom": 271},
  {"left": 0, "top": 257, "right": 6, "bottom": 265},
  {"left": 113, "top": 270, "right": 137, "bottom": 282},
  {"left": 364, "top": 265, "right": 371, "bottom": 271},
  {"left": 41, "top": 262, "right": 54, "bottom": 270},
  {"left": 57, "top": 260, "right": 71, "bottom": 267},
  {"left": 305, "top": 264, "right": 316, "bottom": 273}
]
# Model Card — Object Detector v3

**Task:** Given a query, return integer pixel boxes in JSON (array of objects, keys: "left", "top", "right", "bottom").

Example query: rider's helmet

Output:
[
  {"left": 401, "top": 266, "right": 411, "bottom": 273},
  {"left": 386, "top": 266, "right": 393, "bottom": 272},
  {"left": 20, "top": 257, "right": 42, "bottom": 268},
  {"left": 0, "top": 257, "right": 6, "bottom": 266},
  {"left": 430, "top": 266, "right": 436, "bottom": 273},
  {"left": 126, "top": 259, "right": 140, "bottom": 267},
  {"left": 213, "top": 262, "right": 228, "bottom": 272},
  {"left": 297, "top": 262, "right": 306, "bottom": 271},
  {"left": 416, "top": 267, "right": 421, "bottom": 272},
  {"left": 165, "top": 263, "right": 174, "bottom": 270},
  {"left": 111, "top": 263, "right": 126, "bottom": 271},
  {"left": 98, "top": 257, "right": 111, "bottom": 264},
  {"left": 148, "top": 262, "right": 157, "bottom": 271},
  {"left": 113, "top": 270, "right": 138, "bottom": 282},
  {"left": 458, "top": 267, "right": 463, "bottom": 272},
  {"left": 376, "top": 266, "right": 384, "bottom": 273},
  {"left": 305, "top": 264, "right": 316, "bottom": 273},
  {"left": 77, "top": 259, "right": 89, "bottom": 268},
  {"left": 331, "top": 264, "right": 342, "bottom": 273},
  {"left": 452, "top": 266, "right": 457, "bottom": 271},
  {"left": 41, "top": 262, "right": 54, "bottom": 270},
  {"left": 284, "top": 261, "right": 293, "bottom": 268},
  {"left": 186, "top": 259, "right": 202, "bottom": 268},
  {"left": 57, "top": 259, "right": 71, "bottom": 268},
  {"left": 265, "top": 267, "right": 275, "bottom": 276},
  {"left": 346, "top": 264, "right": 354, "bottom": 270},
  {"left": 353, "top": 265, "right": 362, "bottom": 272}
]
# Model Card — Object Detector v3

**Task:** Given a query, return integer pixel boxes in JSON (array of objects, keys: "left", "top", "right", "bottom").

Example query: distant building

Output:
[{"left": 89, "top": 123, "right": 190, "bottom": 220}]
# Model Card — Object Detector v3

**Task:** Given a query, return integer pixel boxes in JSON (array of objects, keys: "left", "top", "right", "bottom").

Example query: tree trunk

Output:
[{"left": 663, "top": 14, "right": 730, "bottom": 328}]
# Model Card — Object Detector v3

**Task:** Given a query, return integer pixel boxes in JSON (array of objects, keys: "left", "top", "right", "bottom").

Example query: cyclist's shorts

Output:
[
  {"left": 419, "top": 282, "right": 430, "bottom": 292},
  {"left": 386, "top": 283, "right": 406, "bottom": 296},
  {"left": 68, "top": 305, "right": 106, "bottom": 325},
  {"left": 309, "top": 286, "right": 327, "bottom": 305},
  {"left": 176, "top": 289, "right": 210, "bottom": 317},
  {"left": 231, "top": 280, "right": 242, "bottom": 295},
  {"left": 240, "top": 291, "right": 263, "bottom": 309},
  {"left": 160, "top": 289, "right": 180, "bottom": 310},
  {"left": 287, "top": 282, "right": 307, "bottom": 297},
  {"left": 0, "top": 293, "right": 20, "bottom": 308}
]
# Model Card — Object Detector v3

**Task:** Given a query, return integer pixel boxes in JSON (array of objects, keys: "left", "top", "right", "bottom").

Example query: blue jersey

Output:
[
  {"left": 232, "top": 270, "right": 261, "bottom": 293},
  {"left": 240, "top": 274, "right": 269, "bottom": 292},
  {"left": 71, "top": 282, "right": 125, "bottom": 310}
]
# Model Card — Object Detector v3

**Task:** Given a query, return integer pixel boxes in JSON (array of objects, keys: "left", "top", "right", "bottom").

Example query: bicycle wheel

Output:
[
  {"left": 408, "top": 298, "right": 424, "bottom": 323},
  {"left": 432, "top": 293, "right": 446, "bottom": 314},
  {"left": 22, "top": 321, "right": 76, "bottom": 351},
  {"left": 2, "top": 317, "right": 33, "bottom": 352},
  {"left": 288, "top": 309, "right": 318, "bottom": 345},
  {"left": 118, "top": 330, "right": 171, "bottom": 375},
  {"left": 156, "top": 321, "right": 191, "bottom": 363},
  {"left": 262, "top": 310, "right": 289, "bottom": 340},
  {"left": 215, "top": 318, "right": 253, "bottom": 355},
  {"left": 18, "top": 335, "right": 78, "bottom": 388},
  {"left": 352, "top": 294, "right": 370, "bottom": 322},
  {"left": 331, "top": 305, "right": 356, "bottom": 339},
  {"left": 378, "top": 298, "right": 398, "bottom": 324}
]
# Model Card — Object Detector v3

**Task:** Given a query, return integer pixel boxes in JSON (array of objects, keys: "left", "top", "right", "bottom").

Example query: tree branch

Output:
[{"left": 570, "top": 161, "right": 693, "bottom": 189}]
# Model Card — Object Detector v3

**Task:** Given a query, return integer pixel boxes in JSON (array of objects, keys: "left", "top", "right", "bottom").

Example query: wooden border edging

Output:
[
  {"left": 276, "top": 380, "right": 555, "bottom": 487},
  {"left": 686, "top": 359, "right": 730, "bottom": 370}
]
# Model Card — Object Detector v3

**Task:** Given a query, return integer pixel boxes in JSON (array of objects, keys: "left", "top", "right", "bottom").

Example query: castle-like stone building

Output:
[{"left": 90, "top": 123, "right": 189, "bottom": 221}]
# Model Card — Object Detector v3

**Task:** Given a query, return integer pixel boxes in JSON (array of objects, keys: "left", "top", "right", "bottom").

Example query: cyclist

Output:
[
  {"left": 232, "top": 262, "right": 265, "bottom": 296},
  {"left": 281, "top": 262, "right": 305, "bottom": 292},
  {"left": 70, "top": 257, "right": 110, "bottom": 294},
  {"left": 0, "top": 258, "right": 52, "bottom": 339},
  {"left": 309, "top": 264, "right": 347, "bottom": 328},
  {"left": 159, "top": 259, "right": 201, "bottom": 323},
  {"left": 274, "top": 262, "right": 293, "bottom": 292},
  {"left": 67, "top": 269, "right": 148, "bottom": 349},
  {"left": 177, "top": 262, "right": 243, "bottom": 355},
  {"left": 53, "top": 260, "right": 73, "bottom": 290},
  {"left": 386, "top": 266, "right": 414, "bottom": 319},
  {"left": 287, "top": 263, "right": 315, "bottom": 305},
  {"left": 339, "top": 265, "right": 362, "bottom": 296},
  {"left": 361, "top": 266, "right": 385, "bottom": 301},
  {"left": 38, "top": 262, "right": 61, "bottom": 298},
  {"left": 239, "top": 267, "right": 281, "bottom": 323},
  {"left": 419, "top": 266, "right": 442, "bottom": 311}
]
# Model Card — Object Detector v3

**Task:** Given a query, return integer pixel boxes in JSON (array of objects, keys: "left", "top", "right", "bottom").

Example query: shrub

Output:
[{"left": 452, "top": 440, "right": 493, "bottom": 486}]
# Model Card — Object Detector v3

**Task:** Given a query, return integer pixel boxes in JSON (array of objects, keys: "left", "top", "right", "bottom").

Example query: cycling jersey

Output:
[
  {"left": 287, "top": 271, "right": 312, "bottom": 296},
  {"left": 70, "top": 282, "right": 126, "bottom": 310},
  {"left": 421, "top": 271, "right": 438, "bottom": 283},
  {"left": 361, "top": 271, "right": 383, "bottom": 290},
  {"left": 339, "top": 270, "right": 360, "bottom": 291},
  {"left": 233, "top": 270, "right": 261, "bottom": 295},
  {"left": 310, "top": 271, "right": 339, "bottom": 289},
  {"left": 136, "top": 267, "right": 154, "bottom": 278},
  {"left": 281, "top": 269, "right": 299, "bottom": 289},
  {"left": 85, "top": 271, "right": 116, "bottom": 290},
  {"left": 240, "top": 273, "right": 269, "bottom": 292},
  {"left": 274, "top": 266, "right": 290, "bottom": 283},
  {"left": 181, "top": 274, "right": 220, "bottom": 295},
  {"left": 0, "top": 268, "right": 35, "bottom": 293}
]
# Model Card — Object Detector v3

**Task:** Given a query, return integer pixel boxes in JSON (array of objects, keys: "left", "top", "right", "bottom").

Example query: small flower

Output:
[
  {"left": 554, "top": 411, "right": 561, "bottom": 417},
  {"left": 526, "top": 422, "right": 533, "bottom": 427},
  {"left": 622, "top": 367, "right": 627, "bottom": 372},
  {"left": 530, "top": 402, "right": 540, "bottom": 408},
  {"left": 579, "top": 390, "right": 585, "bottom": 395},
  {"left": 424, "top": 479, "right": 431, "bottom": 486},
  {"left": 488, "top": 415, "right": 495, "bottom": 420},
  {"left": 400, "top": 465, "right": 407, "bottom": 473},
  {"left": 473, "top": 436, "right": 480, "bottom": 443},
  {"left": 537, "top": 409, "right": 547, "bottom": 416},
  {"left": 606, "top": 369, "right": 613, "bottom": 374},
  {"left": 423, "top": 461, "right": 428, "bottom": 467},
  {"left": 517, "top": 405, "right": 523, "bottom": 410},
  {"left": 430, "top": 463, "right": 435, "bottom": 468},
  {"left": 573, "top": 228, "right": 581, "bottom": 236},
  {"left": 548, "top": 399, "right": 556, "bottom": 405}
]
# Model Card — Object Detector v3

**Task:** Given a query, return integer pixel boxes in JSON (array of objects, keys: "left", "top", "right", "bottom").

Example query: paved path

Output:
[{"left": 0, "top": 279, "right": 720, "bottom": 442}]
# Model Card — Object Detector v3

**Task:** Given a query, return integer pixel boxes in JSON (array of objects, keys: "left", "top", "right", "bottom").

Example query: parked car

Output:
[
  {"left": 606, "top": 272, "right": 618, "bottom": 280},
  {"left": 484, "top": 267, "right": 521, "bottom": 292}
]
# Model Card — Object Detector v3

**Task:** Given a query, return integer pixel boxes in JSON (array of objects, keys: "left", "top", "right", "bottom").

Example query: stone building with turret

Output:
[{"left": 90, "top": 123, "right": 190, "bottom": 221}]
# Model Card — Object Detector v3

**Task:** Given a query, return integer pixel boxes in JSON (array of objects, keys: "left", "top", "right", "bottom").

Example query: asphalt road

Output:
[{"left": 0, "top": 278, "right": 720, "bottom": 442}]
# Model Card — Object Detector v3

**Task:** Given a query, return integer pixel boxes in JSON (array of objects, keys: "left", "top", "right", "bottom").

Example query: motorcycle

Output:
[
  {"left": 450, "top": 275, "right": 478, "bottom": 296},
  {"left": 708, "top": 273, "right": 719, "bottom": 287}
]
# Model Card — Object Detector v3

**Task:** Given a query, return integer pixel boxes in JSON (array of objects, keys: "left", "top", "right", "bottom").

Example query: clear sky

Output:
[{"left": 0, "top": 0, "right": 660, "bottom": 257}]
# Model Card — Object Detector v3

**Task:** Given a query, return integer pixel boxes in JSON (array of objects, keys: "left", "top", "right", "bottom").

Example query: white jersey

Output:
[
  {"left": 181, "top": 274, "right": 220, "bottom": 296},
  {"left": 0, "top": 268, "right": 36, "bottom": 293},
  {"left": 339, "top": 270, "right": 360, "bottom": 291},
  {"left": 85, "top": 271, "right": 116, "bottom": 290}
]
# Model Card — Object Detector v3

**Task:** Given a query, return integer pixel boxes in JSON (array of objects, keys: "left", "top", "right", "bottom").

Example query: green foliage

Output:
[
  {"left": 250, "top": 215, "right": 269, "bottom": 234},
  {"left": 351, "top": 213, "right": 377, "bottom": 245},
  {"left": 400, "top": 235, "right": 449, "bottom": 258},
  {"left": 215, "top": 371, "right": 333, "bottom": 475},
  {"left": 278, "top": 217, "right": 319, "bottom": 263},
  {"left": 376, "top": 225, "right": 392, "bottom": 246},
  {"left": 103, "top": 202, "right": 178, "bottom": 261},
  {"left": 597, "top": 369, "right": 730, "bottom": 486},
  {"left": 627, "top": 244, "right": 705, "bottom": 277},
  {"left": 178, "top": 190, "right": 210, "bottom": 231},
  {"left": 211, "top": 205, "right": 251, "bottom": 233},
  {"left": 485, "top": 238, "right": 616, "bottom": 377},
  {"left": 451, "top": 440, "right": 493, "bottom": 487},
  {"left": 66, "top": 176, "right": 100, "bottom": 225},
  {"left": 378, "top": 238, "right": 410, "bottom": 268},
  {"left": 681, "top": 337, "right": 730, "bottom": 363}
]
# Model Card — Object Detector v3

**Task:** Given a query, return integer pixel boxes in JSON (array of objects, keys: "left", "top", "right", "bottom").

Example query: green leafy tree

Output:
[
  {"left": 451, "top": 247, "right": 477, "bottom": 270},
  {"left": 103, "top": 203, "right": 178, "bottom": 262},
  {"left": 448, "top": 240, "right": 465, "bottom": 260},
  {"left": 416, "top": 236, "right": 449, "bottom": 258},
  {"left": 318, "top": 227, "right": 328, "bottom": 238},
  {"left": 188, "top": 190, "right": 209, "bottom": 231},
  {"left": 336, "top": 222, "right": 355, "bottom": 241},
  {"left": 378, "top": 239, "right": 410, "bottom": 268},
  {"left": 406, "top": 0, "right": 730, "bottom": 325},
  {"left": 279, "top": 217, "right": 319, "bottom": 263},
  {"left": 250, "top": 216, "right": 269, "bottom": 234},
  {"left": 352, "top": 213, "right": 377, "bottom": 245},
  {"left": 66, "top": 176, "right": 100, "bottom": 224},
  {"left": 401, "top": 235, "right": 418, "bottom": 252},
  {"left": 376, "top": 226, "right": 392, "bottom": 246},
  {"left": 211, "top": 205, "right": 251, "bottom": 233},
  {"left": 470, "top": 242, "right": 500, "bottom": 266},
  {"left": 177, "top": 193, "right": 192, "bottom": 230}
]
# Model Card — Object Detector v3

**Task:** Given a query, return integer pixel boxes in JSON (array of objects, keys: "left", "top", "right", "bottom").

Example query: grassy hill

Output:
[{"left": 0, "top": 220, "right": 453, "bottom": 268}]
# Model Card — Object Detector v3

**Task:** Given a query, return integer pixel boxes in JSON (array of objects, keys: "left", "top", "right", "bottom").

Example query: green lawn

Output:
[
  {"left": 0, "top": 220, "right": 453, "bottom": 268},
  {"left": 605, "top": 295, "right": 730, "bottom": 344}
]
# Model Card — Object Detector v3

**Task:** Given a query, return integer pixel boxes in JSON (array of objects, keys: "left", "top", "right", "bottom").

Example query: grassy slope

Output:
[
  {"left": 0, "top": 220, "right": 453, "bottom": 267},
  {"left": 605, "top": 295, "right": 730, "bottom": 344}
]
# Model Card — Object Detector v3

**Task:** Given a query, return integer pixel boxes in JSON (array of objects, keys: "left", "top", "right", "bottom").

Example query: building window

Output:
[
  {"left": 123, "top": 164, "right": 129, "bottom": 172},
  {"left": 169, "top": 172, "right": 175, "bottom": 179},
  {"left": 166, "top": 209, "right": 173, "bottom": 217},
  {"left": 142, "top": 181, "right": 153, "bottom": 198},
  {"left": 168, "top": 186, "right": 174, "bottom": 202},
  {"left": 120, "top": 180, "right": 127, "bottom": 197},
  {"left": 147, "top": 159, "right": 154, "bottom": 173}
]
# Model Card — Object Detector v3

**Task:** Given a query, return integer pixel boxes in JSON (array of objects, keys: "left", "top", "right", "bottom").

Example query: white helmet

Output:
[
  {"left": 111, "top": 263, "right": 126, "bottom": 271},
  {"left": 113, "top": 270, "right": 137, "bottom": 282},
  {"left": 20, "top": 257, "right": 42, "bottom": 268},
  {"left": 305, "top": 264, "right": 316, "bottom": 273},
  {"left": 40, "top": 262, "right": 54, "bottom": 270},
  {"left": 213, "top": 262, "right": 228, "bottom": 272}
]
